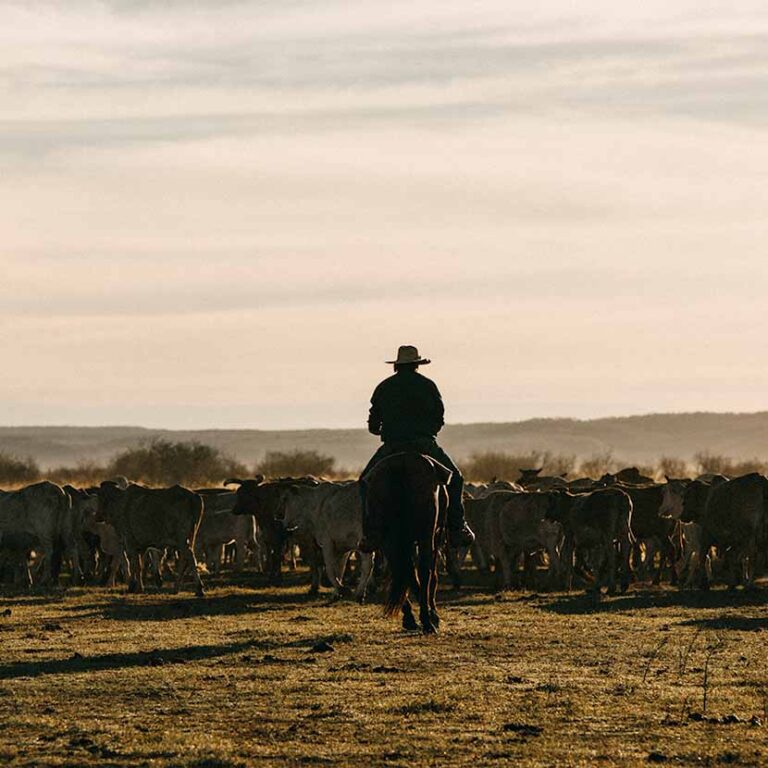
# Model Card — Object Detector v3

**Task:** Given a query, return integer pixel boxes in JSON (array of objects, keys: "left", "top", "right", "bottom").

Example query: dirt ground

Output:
[{"left": 0, "top": 571, "right": 766, "bottom": 767}]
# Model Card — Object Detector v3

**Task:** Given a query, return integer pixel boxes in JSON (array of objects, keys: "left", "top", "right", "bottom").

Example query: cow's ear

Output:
[{"left": 254, "top": 474, "right": 265, "bottom": 485}]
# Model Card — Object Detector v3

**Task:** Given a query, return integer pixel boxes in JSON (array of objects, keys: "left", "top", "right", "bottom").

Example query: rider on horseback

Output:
[{"left": 358, "top": 345, "right": 475, "bottom": 552}]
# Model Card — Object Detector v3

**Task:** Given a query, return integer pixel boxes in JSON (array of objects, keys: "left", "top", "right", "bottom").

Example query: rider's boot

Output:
[{"left": 446, "top": 481, "right": 475, "bottom": 548}]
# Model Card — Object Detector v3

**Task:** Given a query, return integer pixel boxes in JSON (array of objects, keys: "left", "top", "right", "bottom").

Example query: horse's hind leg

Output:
[
  {"left": 428, "top": 550, "right": 440, "bottom": 629},
  {"left": 417, "top": 542, "right": 437, "bottom": 634},
  {"left": 401, "top": 598, "right": 419, "bottom": 631}
]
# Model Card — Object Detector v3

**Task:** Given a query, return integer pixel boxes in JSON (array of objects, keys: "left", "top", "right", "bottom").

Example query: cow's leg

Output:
[
  {"left": 320, "top": 540, "right": 343, "bottom": 596},
  {"left": 234, "top": 537, "right": 245, "bottom": 571},
  {"left": 107, "top": 554, "right": 122, "bottom": 588},
  {"left": 67, "top": 541, "right": 82, "bottom": 586},
  {"left": 663, "top": 537, "right": 678, "bottom": 587},
  {"left": 268, "top": 536, "right": 283, "bottom": 585},
  {"left": 497, "top": 544, "right": 514, "bottom": 591},
  {"left": 545, "top": 542, "right": 560, "bottom": 591},
  {"left": 619, "top": 537, "right": 631, "bottom": 593},
  {"left": 38, "top": 539, "right": 55, "bottom": 586},
  {"left": 205, "top": 544, "right": 222, "bottom": 575},
  {"left": 742, "top": 547, "right": 755, "bottom": 590},
  {"left": 723, "top": 548, "right": 739, "bottom": 591},
  {"left": 646, "top": 539, "right": 661, "bottom": 585},
  {"left": 182, "top": 546, "right": 204, "bottom": 597},
  {"left": 561, "top": 537, "right": 575, "bottom": 592},
  {"left": 354, "top": 552, "right": 374, "bottom": 603},
  {"left": 127, "top": 549, "right": 143, "bottom": 593}
]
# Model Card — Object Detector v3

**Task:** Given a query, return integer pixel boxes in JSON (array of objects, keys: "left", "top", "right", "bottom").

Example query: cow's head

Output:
[
  {"left": 544, "top": 489, "right": 576, "bottom": 523},
  {"left": 680, "top": 480, "right": 709, "bottom": 523},
  {"left": 517, "top": 468, "right": 542, "bottom": 485},
  {"left": 596, "top": 473, "right": 617, "bottom": 488},
  {"left": 95, "top": 480, "right": 124, "bottom": 523},
  {"left": 659, "top": 478, "right": 689, "bottom": 519},
  {"left": 64, "top": 485, "right": 100, "bottom": 527}
]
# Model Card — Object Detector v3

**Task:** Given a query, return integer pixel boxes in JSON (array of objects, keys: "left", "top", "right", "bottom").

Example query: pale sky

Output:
[{"left": 2, "top": 1, "right": 767, "bottom": 429}]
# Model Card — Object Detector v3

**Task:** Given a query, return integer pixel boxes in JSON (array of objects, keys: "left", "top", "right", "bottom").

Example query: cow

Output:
[
  {"left": 194, "top": 489, "right": 256, "bottom": 573},
  {"left": 681, "top": 473, "right": 768, "bottom": 589},
  {"left": 86, "top": 520, "right": 130, "bottom": 587},
  {"left": 62, "top": 485, "right": 101, "bottom": 583},
  {"left": 517, "top": 468, "right": 569, "bottom": 491},
  {"left": 623, "top": 485, "right": 677, "bottom": 585},
  {"left": 547, "top": 488, "right": 633, "bottom": 595},
  {"left": 461, "top": 495, "right": 497, "bottom": 574},
  {"left": 0, "top": 530, "right": 39, "bottom": 586},
  {"left": 609, "top": 467, "right": 655, "bottom": 486},
  {"left": 490, "top": 491, "right": 564, "bottom": 590},
  {"left": 282, "top": 480, "right": 374, "bottom": 601},
  {"left": 96, "top": 482, "right": 205, "bottom": 596},
  {"left": 0, "top": 481, "right": 75, "bottom": 586},
  {"left": 224, "top": 476, "right": 305, "bottom": 584}
]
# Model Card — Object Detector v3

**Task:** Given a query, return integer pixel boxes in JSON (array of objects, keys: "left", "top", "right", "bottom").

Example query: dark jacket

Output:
[{"left": 367, "top": 370, "right": 445, "bottom": 443}]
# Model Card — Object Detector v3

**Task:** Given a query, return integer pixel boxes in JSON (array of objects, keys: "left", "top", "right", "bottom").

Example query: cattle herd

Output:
[{"left": 0, "top": 464, "right": 764, "bottom": 600}]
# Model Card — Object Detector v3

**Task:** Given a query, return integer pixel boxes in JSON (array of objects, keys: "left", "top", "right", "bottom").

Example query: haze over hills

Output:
[{"left": 2, "top": 412, "right": 768, "bottom": 472}]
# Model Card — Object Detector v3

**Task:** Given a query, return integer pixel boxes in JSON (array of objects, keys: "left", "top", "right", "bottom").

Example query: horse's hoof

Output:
[
  {"left": 422, "top": 623, "right": 438, "bottom": 635},
  {"left": 402, "top": 615, "right": 419, "bottom": 632},
  {"left": 196, "top": 586, "right": 205, "bottom": 598}
]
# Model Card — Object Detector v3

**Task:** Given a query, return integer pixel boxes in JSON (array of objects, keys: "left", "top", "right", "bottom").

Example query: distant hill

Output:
[{"left": 2, "top": 412, "right": 768, "bottom": 471}]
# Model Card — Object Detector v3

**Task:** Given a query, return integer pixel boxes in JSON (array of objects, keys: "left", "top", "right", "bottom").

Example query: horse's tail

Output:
[{"left": 384, "top": 545, "right": 411, "bottom": 617}]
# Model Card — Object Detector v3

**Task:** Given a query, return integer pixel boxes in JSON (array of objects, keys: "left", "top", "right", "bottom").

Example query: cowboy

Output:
[{"left": 358, "top": 345, "right": 475, "bottom": 552}]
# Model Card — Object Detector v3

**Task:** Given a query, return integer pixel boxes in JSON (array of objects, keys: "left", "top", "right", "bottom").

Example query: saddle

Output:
[{"left": 361, "top": 450, "right": 452, "bottom": 487}]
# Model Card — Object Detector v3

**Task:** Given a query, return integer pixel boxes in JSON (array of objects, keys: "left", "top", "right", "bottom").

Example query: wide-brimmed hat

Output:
[{"left": 386, "top": 345, "right": 431, "bottom": 365}]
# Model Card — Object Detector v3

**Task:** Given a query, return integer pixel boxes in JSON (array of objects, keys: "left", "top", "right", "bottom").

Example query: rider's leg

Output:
[{"left": 423, "top": 442, "right": 475, "bottom": 547}]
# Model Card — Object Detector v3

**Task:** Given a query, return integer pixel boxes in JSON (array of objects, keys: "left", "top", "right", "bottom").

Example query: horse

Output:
[{"left": 363, "top": 452, "right": 451, "bottom": 634}]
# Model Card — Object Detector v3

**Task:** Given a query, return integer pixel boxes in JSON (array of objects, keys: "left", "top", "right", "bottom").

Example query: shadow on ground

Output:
[{"left": 537, "top": 588, "right": 768, "bottom": 616}]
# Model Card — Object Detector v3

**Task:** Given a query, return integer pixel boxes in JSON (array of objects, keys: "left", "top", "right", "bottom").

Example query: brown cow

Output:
[
  {"left": 681, "top": 473, "right": 768, "bottom": 589},
  {"left": 97, "top": 482, "right": 204, "bottom": 596},
  {"left": 225, "top": 476, "right": 312, "bottom": 584},
  {"left": 547, "top": 488, "right": 633, "bottom": 595}
]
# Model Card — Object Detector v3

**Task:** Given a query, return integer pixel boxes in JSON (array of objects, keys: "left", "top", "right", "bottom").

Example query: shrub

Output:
[
  {"left": 0, "top": 452, "right": 40, "bottom": 485},
  {"left": 46, "top": 461, "right": 108, "bottom": 487},
  {"left": 255, "top": 449, "right": 336, "bottom": 479},
  {"left": 657, "top": 456, "right": 690, "bottom": 479},
  {"left": 107, "top": 439, "right": 247, "bottom": 486},
  {"left": 694, "top": 452, "right": 768, "bottom": 478},
  {"left": 578, "top": 450, "right": 617, "bottom": 479}
]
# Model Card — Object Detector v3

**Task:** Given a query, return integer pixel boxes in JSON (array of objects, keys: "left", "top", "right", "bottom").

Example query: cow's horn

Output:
[{"left": 224, "top": 478, "right": 244, "bottom": 486}]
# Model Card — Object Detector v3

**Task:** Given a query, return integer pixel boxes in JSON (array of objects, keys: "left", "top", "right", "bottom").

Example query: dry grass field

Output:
[{"left": 1, "top": 571, "right": 767, "bottom": 767}]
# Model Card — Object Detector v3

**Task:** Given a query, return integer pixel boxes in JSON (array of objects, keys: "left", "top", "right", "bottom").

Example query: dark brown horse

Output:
[{"left": 364, "top": 452, "right": 451, "bottom": 634}]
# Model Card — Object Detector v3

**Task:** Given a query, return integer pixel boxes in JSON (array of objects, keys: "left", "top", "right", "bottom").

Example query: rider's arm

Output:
[{"left": 431, "top": 384, "right": 445, "bottom": 435}]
